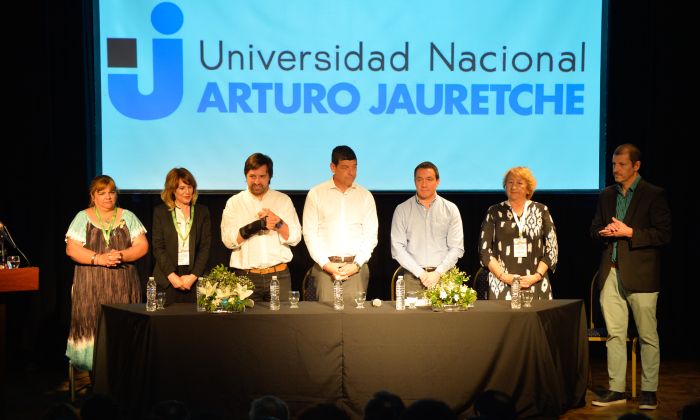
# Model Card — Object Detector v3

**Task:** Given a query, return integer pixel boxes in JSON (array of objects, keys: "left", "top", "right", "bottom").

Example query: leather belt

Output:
[
  {"left": 329, "top": 256, "right": 355, "bottom": 263},
  {"left": 244, "top": 263, "right": 287, "bottom": 275},
  {"left": 423, "top": 267, "right": 437, "bottom": 272}
]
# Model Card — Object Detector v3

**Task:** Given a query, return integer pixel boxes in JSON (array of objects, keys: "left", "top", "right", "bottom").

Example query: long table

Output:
[{"left": 93, "top": 300, "right": 587, "bottom": 418}]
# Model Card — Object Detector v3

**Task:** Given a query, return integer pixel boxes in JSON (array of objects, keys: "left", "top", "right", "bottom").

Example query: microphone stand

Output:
[
  {"left": 0, "top": 233, "right": 6, "bottom": 268},
  {"left": 0, "top": 225, "right": 32, "bottom": 267}
]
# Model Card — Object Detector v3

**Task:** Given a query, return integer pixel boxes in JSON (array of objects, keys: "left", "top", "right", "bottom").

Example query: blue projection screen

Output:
[{"left": 96, "top": 0, "right": 605, "bottom": 191}]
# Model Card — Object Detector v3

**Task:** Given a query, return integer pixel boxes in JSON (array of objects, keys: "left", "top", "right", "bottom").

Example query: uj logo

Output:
[{"left": 107, "top": 2, "right": 183, "bottom": 120}]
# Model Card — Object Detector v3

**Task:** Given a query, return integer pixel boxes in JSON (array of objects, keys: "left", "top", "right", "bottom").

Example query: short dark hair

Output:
[
  {"left": 331, "top": 145, "right": 357, "bottom": 165},
  {"left": 401, "top": 399, "right": 455, "bottom": 420},
  {"left": 249, "top": 395, "right": 289, "bottom": 420},
  {"left": 414, "top": 162, "right": 440, "bottom": 180},
  {"left": 364, "top": 390, "right": 405, "bottom": 420},
  {"left": 244, "top": 153, "right": 274, "bottom": 178},
  {"left": 613, "top": 143, "right": 642, "bottom": 164}
]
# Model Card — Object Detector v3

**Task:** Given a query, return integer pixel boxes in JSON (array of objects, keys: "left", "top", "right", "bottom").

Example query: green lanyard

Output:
[
  {"left": 171, "top": 205, "right": 195, "bottom": 244},
  {"left": 95, "top": 206, "right": 118, "bottom": 247}
]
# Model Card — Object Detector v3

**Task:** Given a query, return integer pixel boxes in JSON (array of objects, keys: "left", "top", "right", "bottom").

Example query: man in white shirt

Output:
[
  {"left": 221, "top": 153, "right": 302, "bottom": 302},
  {"left": 391, "top": 161, "right": 464, "bottom": 293},
  {"left": 303, "top": 145, "right": 378, "bottom": 302}
]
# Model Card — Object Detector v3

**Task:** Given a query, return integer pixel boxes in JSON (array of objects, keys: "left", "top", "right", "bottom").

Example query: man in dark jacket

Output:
[{"left": 590, "top": 144, "right": 672, "bottom": 410}]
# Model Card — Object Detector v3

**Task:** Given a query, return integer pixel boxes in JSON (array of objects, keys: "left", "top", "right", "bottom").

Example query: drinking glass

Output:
[
  {"left": 406, "top": 291, "right": 418, "bottom": 309},
  {"left": 6, "top": 256, "right": 20, "bottom": 269},
  {"left": 156, "top": 292, "right": 166, "bottom": 310},
  {"left": 521, "top": 285, "right": 534, "bottom": 308},
  {"left": 354, "top": 291, "right": 366, "bottom": 309},
  {"left": 289, "top": 290, "right": 300, "bottom": 308}
]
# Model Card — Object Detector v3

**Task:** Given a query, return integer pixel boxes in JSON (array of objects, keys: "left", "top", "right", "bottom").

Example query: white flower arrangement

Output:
[
  {"left": 197, "top": 264, "right": 255, "bottom": 312},
  {"left": 424, "top": 267, "right": 476, "bottom": 310}
]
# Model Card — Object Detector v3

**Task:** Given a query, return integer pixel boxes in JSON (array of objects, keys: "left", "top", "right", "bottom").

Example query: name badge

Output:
[
  {"left": 178, "top": 250, "right": 190, "bottom": 265},
  {"left": 513, "top": 238, "right": 527, "bottom": 258}
]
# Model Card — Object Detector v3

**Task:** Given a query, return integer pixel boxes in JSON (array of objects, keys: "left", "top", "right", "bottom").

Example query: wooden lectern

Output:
[
  {"left": 0, "top": 267, "right": 39, "bottom": 401},
  {"left": 0, "top": 267, "right": 40, "bottom": 293}
]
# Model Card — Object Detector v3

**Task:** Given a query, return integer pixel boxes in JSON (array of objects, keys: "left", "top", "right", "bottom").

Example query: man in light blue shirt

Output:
[{"left": 391, "top": 162, "right": 464, "bottom": 293}]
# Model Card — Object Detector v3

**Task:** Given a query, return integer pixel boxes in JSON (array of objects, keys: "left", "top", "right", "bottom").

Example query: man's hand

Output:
[
  {"left": 425, "top": 271, "right": 441, "bottom": 288},
  {"left": 338, "top": 262, "right": 360, "bottom": 278},
  {"left": 323, "top": 262, "right": 348, "bottom": 280},
  {"left": 419, "top": 271, "right": 430, "bottom": 286},
  {"left": 259, "top": 208, "right": 283, "bottom": 231},
  {"left": 599, "top": 217, "right": 633, "bottom": 238}
]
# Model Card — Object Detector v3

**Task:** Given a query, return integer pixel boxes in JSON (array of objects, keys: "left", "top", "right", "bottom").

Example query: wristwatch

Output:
[{"left": 274, "top": 219, "right": 284, "bottom": 230}]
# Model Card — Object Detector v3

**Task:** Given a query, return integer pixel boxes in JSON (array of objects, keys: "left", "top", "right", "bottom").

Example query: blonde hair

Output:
[
  {"left": 502, "top": 166, "right": 537, "bottom": 199},
  {"left": 161, "top": 168, "right": 198, "bottom": 210},
  {"left": 88, "top": 175, "right": 117, "bottom": 206}
]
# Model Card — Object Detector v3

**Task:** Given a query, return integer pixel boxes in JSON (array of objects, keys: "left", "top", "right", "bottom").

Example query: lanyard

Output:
[
  {"left": 95, "top": 206, "right": 118, "bottom": 247},
  {"left": 511, "top": 200, "right": 530, "bottom": 237},
  {"left": 171, "top": 205, "right": 195, "bottom": 244}
]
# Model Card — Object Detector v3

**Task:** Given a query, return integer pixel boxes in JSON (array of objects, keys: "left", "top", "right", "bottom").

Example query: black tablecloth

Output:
[{"left": 93, "top": 300, "right": 587, "bottom": 419}]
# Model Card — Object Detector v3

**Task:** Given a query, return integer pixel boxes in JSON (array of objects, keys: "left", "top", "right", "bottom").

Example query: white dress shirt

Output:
[
  {"left": 303, "top": 178, "right": 378, "bottom": 267},
  {"left": 391, "top": 194, "right": 464, "bottom": 277},
  {"left": 174, "top": 206, "right": 191, "bottom": 265},
  {"left": 221, "top": 189, "right": 302, "bottom": 269}
]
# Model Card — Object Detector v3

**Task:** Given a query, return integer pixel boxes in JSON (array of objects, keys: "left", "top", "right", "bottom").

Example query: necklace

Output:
[
  {"left": 94, "top": 206, "right": 118, "bottom": 247},
  {"left": 171, "top": 205, "right": 195, "bottom": 246}
]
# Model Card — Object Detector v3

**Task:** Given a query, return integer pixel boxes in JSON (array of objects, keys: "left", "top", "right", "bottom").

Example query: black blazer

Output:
[
  {"left": 152, "top": 203, "right": 212, "bottom": 289},
  {"left": 590, "top": 178, "right": 671, "bottom": 292}
]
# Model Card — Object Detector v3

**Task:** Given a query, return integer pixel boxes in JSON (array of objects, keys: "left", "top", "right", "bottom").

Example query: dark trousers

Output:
[{"left": 233, "top": 268, "right": 292, "bottom": 303}]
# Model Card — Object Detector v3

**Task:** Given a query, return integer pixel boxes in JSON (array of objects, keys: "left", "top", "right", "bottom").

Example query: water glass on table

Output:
[
  {"left": 289, "top": 290, "right": 300, "bottom": 308},
  {"left": 156, "top": 292, "right": 166, "bottom": 310},
  {"left": 354, "top": 291, "right": 366, "bottom": 309},
  {"left": 6, "top": 255, "right": 20, "bottom": 269},
  {"left": 406, "top": 291, "right": 419, "bottom": 309}
]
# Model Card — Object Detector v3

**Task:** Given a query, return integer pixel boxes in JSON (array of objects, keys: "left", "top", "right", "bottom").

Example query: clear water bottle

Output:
[
  {"left": 511, "top": 275, "right": 521, "bottom": 309},
  {"left": 395, "top": 275, "right": 405, "bottom": 310},
  {"left": 146, "top": 276, "right": 157, "bottom": 312},
  {"left": 333, "top": 277, "right": 344, "bottom": 310},
  {"left": 270, "top": 275, "right": 280, "bottom": 310}
]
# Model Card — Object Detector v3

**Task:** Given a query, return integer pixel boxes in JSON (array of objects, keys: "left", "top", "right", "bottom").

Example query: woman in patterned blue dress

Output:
[{"left": 478, "top": 167, "right": 558, "bottom": 300}]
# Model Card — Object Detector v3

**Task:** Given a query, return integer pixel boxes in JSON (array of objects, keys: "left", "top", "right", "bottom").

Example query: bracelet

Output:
[
  {"left": 91, "top": 253, "right": 97, "bottom": 265},
  {"left": 497, "top": 271, "right": 505, "bottom": 281},
  {"left": 536, "top": 271, "right": 545, "bottom": 280}
]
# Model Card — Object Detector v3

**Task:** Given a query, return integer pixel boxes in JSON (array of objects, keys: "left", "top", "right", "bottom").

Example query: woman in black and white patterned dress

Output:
[{"left": 479, "top": 167, "right": 558, "bottom": 300}]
